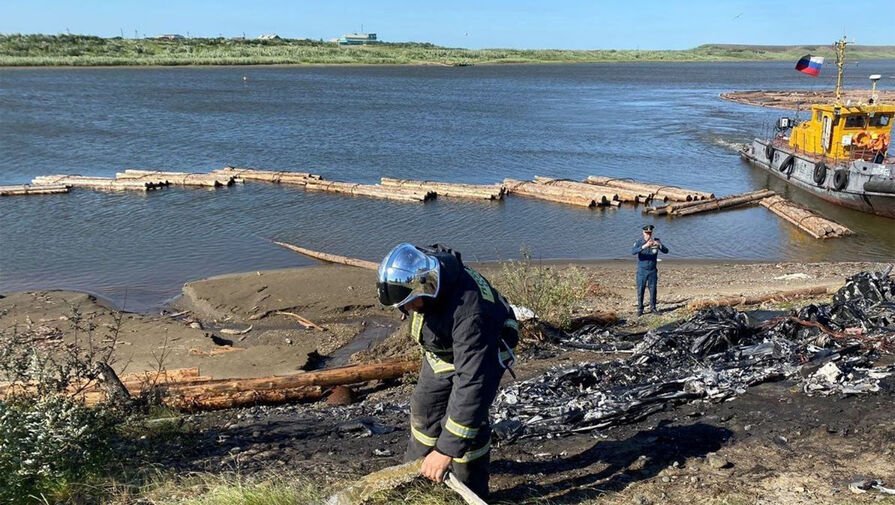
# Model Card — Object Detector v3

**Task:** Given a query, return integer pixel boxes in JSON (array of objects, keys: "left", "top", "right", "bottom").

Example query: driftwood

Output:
[
  {"left": 503, "top": 179, "right": 618, "bottom": 208},
  {"left": 275, "top": 311, "right": 327, "bottom": 331},
  {"left": 380, "top": 177, "right": 505, "bottom": 200},
  {"left": 212, "top": 167, "right": 323, "bottom": 185},
  {"left": 273, "top": 240, "right": 379, "bottom": 270},
  {"left": 0, "top": 184, "right": 70, "bottom": 196},
  {"left": 759, "top": 195, "right": 853, "bottom": 239},
  {"left": 687, "top": 285, "right": 835, "bottom": 311},
  {"left": 666, "top": 189, "right": 776, "bottom": 217},
  {"left": 31, "top": 175, "right": 165, "bottom": 191},
  {"left": 532, "top": 176, "right": 649, "bottom": 203},
  {"left": 306, "top": 180, "right": 435, "bottom": 202},
  {"left": 95, "top": 362, "right": 132, "bottom": 407},
  {"left": 585, "top": 176, "right": 714, "bottom": 201}
]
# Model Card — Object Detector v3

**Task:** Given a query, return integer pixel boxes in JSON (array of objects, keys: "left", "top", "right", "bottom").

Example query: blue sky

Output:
[{"left": 1, "top": 0, "right": 889, "bottom": 49}]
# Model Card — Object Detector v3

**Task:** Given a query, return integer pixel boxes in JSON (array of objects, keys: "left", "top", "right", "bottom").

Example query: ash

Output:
[{"left": 493, "top": 269, "right": 895, "bottom": 441}]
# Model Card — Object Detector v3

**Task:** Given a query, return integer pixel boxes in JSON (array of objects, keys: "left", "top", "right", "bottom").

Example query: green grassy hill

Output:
[{"left": 2, "top": 34, "right": 894, "bottom": 66}]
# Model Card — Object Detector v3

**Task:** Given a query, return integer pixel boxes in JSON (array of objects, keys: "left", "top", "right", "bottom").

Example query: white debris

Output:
[
  {"left": 511, "top": 304, "right": 536, "bottom": 322},
  {"left": 774, "top": 273, "right": 811, "bottom": 280}
]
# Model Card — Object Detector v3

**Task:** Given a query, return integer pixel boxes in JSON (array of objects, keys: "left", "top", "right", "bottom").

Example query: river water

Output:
[{"left": 1, "top": 61, "right": 893, "bottom": 311}]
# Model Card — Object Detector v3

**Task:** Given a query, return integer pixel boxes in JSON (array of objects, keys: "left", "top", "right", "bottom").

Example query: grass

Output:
[{"left": 2, "top": 34, "right": 895, "bottom": 67}]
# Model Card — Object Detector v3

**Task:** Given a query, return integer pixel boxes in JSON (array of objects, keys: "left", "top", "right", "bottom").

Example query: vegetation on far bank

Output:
[{"left": 2, "top": 34, "right": 895, "bottom": 67}]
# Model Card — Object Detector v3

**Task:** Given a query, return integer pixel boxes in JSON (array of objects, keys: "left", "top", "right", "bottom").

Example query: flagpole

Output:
[{"left": 834, "top": 36, "right": 847, "bottom": 104}]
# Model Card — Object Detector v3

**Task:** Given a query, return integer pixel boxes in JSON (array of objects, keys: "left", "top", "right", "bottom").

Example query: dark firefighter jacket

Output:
[{"left": 411, "top": 245, "right": 518, "bottom": 458}]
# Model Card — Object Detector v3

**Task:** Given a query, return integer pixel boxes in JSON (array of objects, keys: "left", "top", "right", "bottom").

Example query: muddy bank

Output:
[
  {"left": 721, "top": 89, "right": 895, "bottom": 110},
  {"left": 1, "top": 261, "right": 888, "bottom": 379}
]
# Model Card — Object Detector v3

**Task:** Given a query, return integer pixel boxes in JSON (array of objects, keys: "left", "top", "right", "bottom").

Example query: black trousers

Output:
[{"left": 404, "top": 355, "right": 504, "bottom": 498}]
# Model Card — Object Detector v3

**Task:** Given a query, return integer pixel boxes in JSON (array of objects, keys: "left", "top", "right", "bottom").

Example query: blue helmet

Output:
[{"left": 376, "top": 243, "right": 441, "bottom": 308}]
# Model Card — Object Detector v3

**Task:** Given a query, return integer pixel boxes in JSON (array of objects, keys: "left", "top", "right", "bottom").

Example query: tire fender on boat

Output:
[
  {"left": 764, "top": 143, "right": 775, "bottom": 162},
  {"left": 832, "top": 169, "right": 849, "bottom": 191},
  {"left": 778, "top": 154, "right": 795, "bottom": 174},
  {"left": 812, "top": 162, "right": 827, "bottom": 186}
]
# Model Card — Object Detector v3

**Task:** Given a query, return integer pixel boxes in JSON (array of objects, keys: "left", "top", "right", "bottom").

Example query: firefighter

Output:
[{"left": 376, "top": 243, "right": 518, "bottom": 498}]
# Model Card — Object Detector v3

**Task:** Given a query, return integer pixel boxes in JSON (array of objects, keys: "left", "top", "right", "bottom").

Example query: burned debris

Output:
[{"left": 493, "top": 269, "right": 895, "bottom": 440}]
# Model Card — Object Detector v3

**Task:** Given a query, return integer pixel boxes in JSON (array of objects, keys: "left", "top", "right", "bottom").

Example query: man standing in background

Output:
[{"left": 631, "top": 224, "right": 669, "bottom": 316}]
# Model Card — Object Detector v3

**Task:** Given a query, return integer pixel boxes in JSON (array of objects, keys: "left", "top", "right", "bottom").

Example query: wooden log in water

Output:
[
  {"left": 212, "top": 167, "right": 323, "bottom": 185},
  {"left": 687, "top": 285, "right": 835, "bottom": 311},
  {"left": 305, "top": 180, "right": 435, "bottom": 202},
  {"left": 532, "top": 176, "right": 646, "bottom": 203},
  {"left": 668, "top": 189, "right": 776, "bottom": 217},
  {"left": 32, "top": 175, "right": 164, "bottom": 191},
  {"left": 273, "top": 240, "right": 379, "bottom": 270},
  {"left": 0, "top": 184, "right": 70, "bottom": 196},
  {"left": 585, "top": 176, "right": 714, "bottom": 202},
  {"left": 503, "top": 179, "right": 618, "bottom": 208},
  {"left": 759, "top": 195, "right": 853, "bottom": 239},
  {"left": 380, "top": 177, "right": 505, "bottom": 200},
  {"left": 118, "top": 169, "right": 237, "bottom": 187}
]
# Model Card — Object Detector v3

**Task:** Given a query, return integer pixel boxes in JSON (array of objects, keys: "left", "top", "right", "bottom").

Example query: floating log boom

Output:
[
  {"left": 273, "top": 241, "right": 379, "bottom": 270},
  {"left": 504, "top": 179, "right": 618, "bottom": 208},
  {"left": 117, "top": 169, "right": 237, "bottom": 187},
  {"left": 305, "top": 180, "right": 435, "bottom": 202},
  {"left": 31, "top": 175, "right": 165, "bottom": 191},
  {"left": 212, "top": 167, "right": 323, "bottom": 185},
  {"left": 0, "top": 184, "right": 69, "bottom": 196},
  {"left": 532, "top": 176, "right": 647, "bottom": 203},
  {"left": 586, "top": 176, "right": 714, "bottom": 201},
  {"left": 663, "top": 189, "right": 776, "bottom": 217},
  {"left": 380, "top": 177, "right": 505, "bottom": 200},
  {"left": 759, "top": 195, "right": 853, "bottom": 239}
]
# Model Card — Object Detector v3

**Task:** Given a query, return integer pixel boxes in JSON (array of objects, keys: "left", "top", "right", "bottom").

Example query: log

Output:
[
  {"left": 586, "top": 176, "right": 714, "bottom": 201},
  {"left": 167, "top": 386, "right": 326, "bottom": 411},
  {"left": 212, "top": 167, "right": 323, "bottom": 185},
  {"left": 532, "top": 176, "right": 649, "bottom": 203},
  {"left": 305, "top": 180, "right": 435, "bottom": 202},
  {"left": 669, "top": 189, "right": 776, "bottom": 217},
  {"left": 167, "top": 360, "right": 419, "bottom": 396},
  {"left": 380, "top": 177, "right": 505, "bottom": 200},
  {"left": 759, "top": 195, "right": 853, "bottom": 239},
  {"left": 503, "top": 179, "right": 618, "bottom": 208},
  {"left": 273, "top": 240, "right": 379, "bottom": 270},
  {"left": 0, "top": 184, "right": 70, "bottom": 196},
  {"left": 32, "top": 175, "right": 164, "bottom": 191},
  {"left": 687, "top": 285, "right": 835, "bottom": 311},
  {"left": 274, "top": 311, "right": 327, "bottom": 331},
  {"left": 118, "top": 169, "right": 237, "bottom": 187}
]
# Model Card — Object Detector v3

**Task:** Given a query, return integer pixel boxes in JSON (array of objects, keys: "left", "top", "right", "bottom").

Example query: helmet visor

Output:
[{"left": 376, "top": 243, "right": 440, "bottom": 307}]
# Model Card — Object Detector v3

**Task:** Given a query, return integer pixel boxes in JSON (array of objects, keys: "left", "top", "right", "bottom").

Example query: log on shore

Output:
[
  {"left": 32, "top": 175, "right": 165, "bottom": 191},
  {"left": 167, "top": 386, "right": 326, "bottom": 411},
  {"left": 380, "top": 177, "right": 505, "bottom": 200},
  {"left": 213, "top": 167, "right": 323, "bottom": 185},
  {"left": 273, "top": 240, "right": 379, "bottom": 270},
  {"left": 532, "top": 176, "right": 650, "bottom": 203},
  {"left": 305, "top": 180, "right": 435, "bottom": 202},
  {"left": 687, "top": 285, "right": 835, "bottom": 311},
  {"left": 118, "top": 169, "right": 238, "bottom": 187},
  {"left": 759, "top": 195, "right": 853, "bottom": 239},
  {"left": 503, "top": 179, "right": 618, "bottom": 208},
  {"left": 585, "top": 176, "right": 714, "bottom": 202},
  {"left": 668, "top": 189, "right": 776, "bottom": 217},
  {"left": 0, "top": 184, "right": 70, "bottom": 196}
]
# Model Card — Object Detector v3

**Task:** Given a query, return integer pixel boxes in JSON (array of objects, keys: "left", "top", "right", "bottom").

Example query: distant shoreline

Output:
[{"left": 3, "top": 35, "right": 895, "bottom": 67}]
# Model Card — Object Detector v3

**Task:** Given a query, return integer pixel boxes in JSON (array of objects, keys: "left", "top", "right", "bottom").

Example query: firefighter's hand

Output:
[{"left": 421, "top": 450, "right": 452, "bottom": 482}]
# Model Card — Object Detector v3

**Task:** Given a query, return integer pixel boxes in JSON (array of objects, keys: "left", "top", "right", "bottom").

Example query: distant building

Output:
[
  {"left": 155, "top": 34, "right": 185, "bottom": 40},
  {"left": 257, "top": 34, "right": 281, "bottom": 40},
  {"left": 229, "top": 36, "right": 246, "bottom": 42},
  {"left": 338, "top": 33, "right": 378, "bottom": 45}
]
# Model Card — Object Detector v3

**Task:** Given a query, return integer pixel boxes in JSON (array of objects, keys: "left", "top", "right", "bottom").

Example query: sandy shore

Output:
[
  {"left": 721, "top": 89, "right": 895, "bottom": 110},
  {"left": 1, "top": 260, "right": 888, "bottom": 379}
]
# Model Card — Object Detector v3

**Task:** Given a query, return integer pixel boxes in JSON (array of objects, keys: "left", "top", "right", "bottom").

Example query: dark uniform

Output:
[
  {"left": 404, "top": 246, "right": 518, "bottom": 498},
  {"left": 632, "top": 232, "right": 669, "bottom": 314}
]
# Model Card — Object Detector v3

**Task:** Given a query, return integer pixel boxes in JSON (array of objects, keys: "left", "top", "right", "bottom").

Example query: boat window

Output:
[
  {"left": 844, "top": 115, "right": 866, "bottom": 128},
  {"left": 816, "top": 111, "right": 823, "bottom": 121},
  {"left": 869, "top": 114, "right": 891, "bottom": 127}
]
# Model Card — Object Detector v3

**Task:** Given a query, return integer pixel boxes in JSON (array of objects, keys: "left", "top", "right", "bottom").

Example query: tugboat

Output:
[{"left": 740, "top": 38, "right": 895, "bottom": 218}]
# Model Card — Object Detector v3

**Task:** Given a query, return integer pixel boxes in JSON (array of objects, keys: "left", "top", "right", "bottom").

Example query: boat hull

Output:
[{"left": 741, "top": 139, "right": 895, "bottom": 219}]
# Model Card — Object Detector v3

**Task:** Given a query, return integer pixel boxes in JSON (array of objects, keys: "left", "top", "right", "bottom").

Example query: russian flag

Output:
[{"left": 795, "top": 55, "right": 824, "bottom": 77}]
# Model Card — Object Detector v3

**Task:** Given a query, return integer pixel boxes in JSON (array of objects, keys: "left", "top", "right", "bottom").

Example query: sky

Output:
[{"left": 1, "top": 0, "right": 891, "bottom": 50}]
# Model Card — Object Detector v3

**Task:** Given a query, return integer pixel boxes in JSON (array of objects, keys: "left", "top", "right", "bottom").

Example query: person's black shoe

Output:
[
  {"left": 636, "top": 310, "right": 643, "bottom": 317},
  {"left": 650, "top": 306, "right": 658, "bottom": 314}
]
